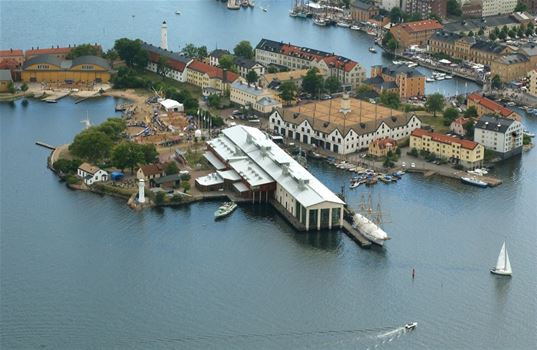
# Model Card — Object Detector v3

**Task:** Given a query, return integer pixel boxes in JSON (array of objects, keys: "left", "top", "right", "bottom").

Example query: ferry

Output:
[
  {"left": 460, "top": 176, "right": 488, "bottom": 188},
  {"left": 368, "top": 47, "right": 377, "bottom": 53}
]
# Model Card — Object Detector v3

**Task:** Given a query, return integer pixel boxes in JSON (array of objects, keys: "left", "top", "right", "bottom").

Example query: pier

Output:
[
  {"left": 406, "top": 168, "right": 503, "bottom": 187},
  {"left": 342, "top": 219, "right": 372, "bottom": 248},
  {"left": 35, "top": 141, "right": 56, "bottom": 150}
]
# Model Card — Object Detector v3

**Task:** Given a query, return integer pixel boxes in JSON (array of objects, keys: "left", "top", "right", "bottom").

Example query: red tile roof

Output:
[
  {"left": 148, "top": 51, "right": 187, "bottom": 72},
  {"left": 398, "top": 20, "right": 443, "bottom": 33},
  {"left": 468, "top": 93, "right": 513, "bottom": 118},
  {"left": 140, "top": 163, "right": 164, "bottom": 176},
  {"left": 188, "top": 60, "right": 238, "bottom": 82},
  {"left": 280, "top": 44, "right": 358, "bottom": 73},
  {"left": 25, "top": 47, "right": 73, "bottom": 56},
  {"left": 451, "top": 117, "right": 469, "bottom": 126},
  {"left": 411, "top": 128, "right": 479, "bottom": 150},
  {"left": 371, "top": 138, "right": 397, "bottom": 149},
  {"left": 0, "top": 59, "right": 21, "bottom": 70},
  {"left": 0, "top": 49, "right": 24, "bottom": 57}
]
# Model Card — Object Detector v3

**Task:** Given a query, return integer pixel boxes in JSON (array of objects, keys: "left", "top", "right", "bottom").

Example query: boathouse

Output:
[{"left": 197, "top": 125, "right": 345, "bottom": 231}]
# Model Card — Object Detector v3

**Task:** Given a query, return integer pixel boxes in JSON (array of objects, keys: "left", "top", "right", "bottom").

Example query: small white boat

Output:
[
  {"left": 261, "top": 6, "right": 267, "bottom": 12},
  {"left": 313, "top": 18, "right": 326, "bottom": 26},
  {"left": 405, "top": 322, "right": 418, "bottom": 331},
  {"left": 175, "top": 10, "right": 181, "bottom": 15},
  {"left": 461, "top": 176, "right": 488, "bottom": 188},
  {"left": 426, "top": 77, "right": 435, "bottom": 82},
  {"left": 444, "top": 75, "right": 453, "bottom": 79},
  {"left": 289, "top": 10, "right": 298, "bottom": 17},
  {"left": 336, "top": 22, "right": 350, "bottom": 28},
  {"left": 366, "top": 29, "right": 376, "bottom": 36},
  {"left": 407, "top": 62, "right": 418, "bottom": 68},
  {"left": 350, "top": 181, "right": 361, "bottom": 189},
  {"left": 369, "top": 47, "right": 377, "bottom": 53},
  {"left": 435, "top": 75, "right": 445, "bottom": 81},
  {"left": 350, "top": 25, "right": 360, "bottom": 31},
  {"left": 215, "top": 201, "right": 238, "bottom": 219},
  {"left": 490, "top": 242, "right": 512, "bottom": 276}
]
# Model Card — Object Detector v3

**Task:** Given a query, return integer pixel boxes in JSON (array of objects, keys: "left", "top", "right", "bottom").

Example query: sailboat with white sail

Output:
[
  {"left": 490, "top": 242, "right": 512, "bottom": 276},
  {"left": 353, "top": 192, "right": 390, "bottom": 246}
]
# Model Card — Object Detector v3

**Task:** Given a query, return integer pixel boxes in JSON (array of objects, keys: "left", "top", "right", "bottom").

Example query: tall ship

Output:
[{"left": 353, "top": 192, "right": 390, "bottom": 246}]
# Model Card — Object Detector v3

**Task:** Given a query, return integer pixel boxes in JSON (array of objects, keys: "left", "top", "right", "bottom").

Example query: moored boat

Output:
[
  {"left": 336, "top": 21, "right": 350, "bottom": 28},
  {"left": 227, "top": 0, "right": 240, "bottom": 10},
  {"left": 214, "top": 201, "right": 238, "bottom": 219},
  {"left": 350, "top": 25, "right": 360, "bottom": 31},
  {"left": 461, "top": 176, "right": 488, "bottom": 188},
  {"left": 313, "top": 18, "right": 327, "bottom": 26},
  {"left": 368, "top": 47, "right": 377, "bottom": 53}
]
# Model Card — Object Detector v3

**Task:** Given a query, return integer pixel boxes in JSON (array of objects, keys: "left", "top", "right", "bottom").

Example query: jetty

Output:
[
  {"left": 342, "top": 218, "right": 372, "bottom": 248},
  {"left": 35, "top": 141, "right": 56, "bottom": 150},
  {"left": 406, "top": 167, "right": 502, "bottom": 187}
]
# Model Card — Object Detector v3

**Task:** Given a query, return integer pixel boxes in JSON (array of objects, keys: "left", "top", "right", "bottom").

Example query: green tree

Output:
[
  {"left": 494, "top": 27, "right": 501, "bottom": 35},
  {"left": 267, "top": 66, "right": 278, "bottom": 74},
  {"left": 508, "top": 29, "right": 516, "bottom": 38},
  {"left": 234, "top": 40, "right": 254, "bottom": 59},
  {"left": 324, "top": 76, "right": 341, "bottom": 93},
  {"left": 478, "top": 28, "right": 484, "bottom": 36},
  {"left": 207, "top": 94, "right": 222, "bottom": 108},
  {"left": 526, "top": 27, "right": 534, "bottom": 36},
  {"left": 447, "top": 0, "right": 462, "bottom": 17},
  {"left": 111, "top": 141, "right": 144, "bottom": 173},
  {"left": 53, "top": 159, "right": 82, "bottom": 175},
  {"left": 66, "top": 43, "right": 101, "bottom": 59},
  {"left": 491, "top": 74, "right": 502, "bottom": 89},
  {"left": 465, "top": 121, "right": 475, "bottom": 138},
  {"left": 387, "top": 39, "right": 398, "bottom": 51},
  {"left": 515, "top": 2, "right": 528, "bottom": 12},
  {"left": 301, "top": 68, "right": 324, "bottom": 97},
  {"left": 140, "top": 144, "right": 158, "bottom": 163},
  {"left": 20, "top": 82, "right": 28, "bottom": 91},
  {"left": 96, "top": 118, "right": 126, "bottom": 142},
  {"left": 498, "top": 31, "right": 507, "bottom": 40},
  {"left": 389, "top": 7, "right": 403, "bottom": 23},
  {"left": 218, "top": 54, "right": 235, "bottom": 70},
  {"left": 157, "top": 56, "right": 169, "bottom": 78},
  {"left": 425, "top": 93, "right": 445, "bottom": 117},
  {"left": 69, "top": 128, "right": 113, "bottom": 163},
  {"left": 468, "top": 31, "right": 474, "bottom": 37},
  {"left": 278, "top": 81, "right": 297, "bottom": 106},
  {"left": 489, "top": 32, "right": 497, "bottom": 41},
  {"left": 155, "top": 191, "right": 166, "bottom": 205},
  {"left": 7, "top": 81, "right": 15, "bottom": 94},
  {"left": 165, "top": 161, "right": 179, "bottom": 175},
  {"left": 197, "top": 45, "right": 208, "bottom": 59},
  {"left": 443, "top": 107, "right": 459, "bottom": 126},
  {"left": 182, "top": 43, "right": 198, "bottom": 58},
  {"left": 181, "top": 181, "right": 191, "bottom": 193},
  {"left": 464, "top": 106, "right": 478, "bottom": 118},
  {"left": 382, "top": 31, "right": 394, "bottom": 46},
  {"left": 379, "top": 91, "right": 400, "bottom": 109},
  {"left": 103, "top": 48, "right": 118, "bottom": 61},
  {"left": 114, "top": 38, "right": 148, "bottom": 69},
  {"left": 246, "top": 70, "right": 259, "bottom": 85},
  {"left": 501, "top": 25, "right": 508, "bottom": 33}
]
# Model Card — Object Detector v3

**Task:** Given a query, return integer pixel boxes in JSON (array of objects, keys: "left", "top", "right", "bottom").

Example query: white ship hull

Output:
[{"left": 352, "top": 213, "right": 389, "bottom": 246}]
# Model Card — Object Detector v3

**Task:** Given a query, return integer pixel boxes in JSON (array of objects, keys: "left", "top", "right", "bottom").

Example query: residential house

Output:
[
  {"left": 474, "top": 115, "right": 523, "bottom": 159},
  {"left": 185, "top": 60, "right": 239, "bottom": 96},
  {"left": 255, "top": 39, "right": 365, "bottom": 90},
  {"left": 467, "top": 93, "right": 520, "bottom": 120},
  {"left": 351, "top": 1, "right": 379, "bottom": 22},
  {"left": 365, "top": 64, "right": 425, "bottom": 98},
  {"left": 0, "top": 49, "right": 25, "bottom": 67},
  {"left": 77, "top": 163, "right": 109, "bottom": 185},
  {"left": 142, "top": 42, "right": 192, "bottom": 83},
  {"left": 442, "top": 13, "right": 530, "bottom": 36},
  {"left": 368, "top": 138, "right": 398, "bottom": 157},
  {"left": 137, "top": 163, "right": 165, "bottom": 185},
  {"left": 481, "top": 0, "right": 517, "bottom": 17},
  {"left": 230, "top": 80, "right": 281, "bottom": 114},
  {"left": 208, "top": 49, "right": 230, "bottom": 67},
  {"left": 258, "top": 69, "right": 311, "bottom": 89},
  {"left": 389, "top": 19, "right": 444, "bottom": 48},
  {"left": 0, "top": 69, "right": 13, "bottom": 92},
  {"left": 410, "top": 128, "right": 484, "bottom": 168},
  {"left": 450, "top": 117, "right": 470, "bottom": 136},
  {"left": 405, "top": 0, "right": 448, "bottom": 20},
  {"left": 234, "top": 57, "right": 266, "bottom": 78}
]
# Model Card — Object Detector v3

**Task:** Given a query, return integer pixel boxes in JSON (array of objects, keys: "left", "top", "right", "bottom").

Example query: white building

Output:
[
  {"left": 229, "top": 80, "right": 282, "bottom": 114},
  {"left": 160, "top": 21, "right": 168, "bottom": 50},
  {"left": 77, "top": 163, "right": 108, "bottom": 186},
  {"left": 142, "top": 42, "right": 192, "bottom": 83},
  {"left": 269, "top": 96, "right": 422, "bottom": 155},
  {"left": 159, "top": 99, "right": 184, "bottom": 112},
  {"left": 481, "top": 0, "right": 517, "bottom": 17},
  {"left": 198, "top": 125, "right": 345, "bottom": 231},
  {"left": 234, "top": 57, "right": 266, "bottom": 78},
  {"left": 474, "top": 115, "right": 523, "bottom": 159}
]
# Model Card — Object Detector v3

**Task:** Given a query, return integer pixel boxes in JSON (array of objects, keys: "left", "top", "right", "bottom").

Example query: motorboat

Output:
[
  {"left": 227, "top": 0, "right": 240, "bottom": 10},
  {"left": 249, "top": 0, "right": 255, "bottom": 7},
  {"left": 214, "top": 201, "right": 238, "bottom": 219},
  {"left": 435, "top": 75, "right": 445, "bottom": 81},
  {"left": 350, "top": 181, "right": 361, "bottom": 189},
  {"left": 240, "top": 0, "right": 248, "bottom": 8},
  {"left": 350, "top": 25, "right": 360, "bottom": 31},
  {"left": 490, "top": 242, "right": 512, "bottom": 276},
  {"left": 407, "top": 62, "right": 418, "bottom": 68},
  {"left": 289, "top": 10, "right": 298, "bottom": 17},
  {"left": 444, "top": 75, "right": 453, "bottom": 79},
  {"left": 175, "top": 10, "right": 181, "bottom": 15},
  {"left": 405, "top": 322, "right": 418, "bottom": 331},
  {"left": 426, "top": 77, "right": 435, "bottom": 82},
  {"left": 368, "top": 47, "right": 377, "bottom": 53},
  {"left": 336, "top": 22, "right": 350, "bottom": 28},
  {"left": 460, "top": 176, "right": 488, "bottom": 188},
  {"left": 313, "top": 18, "right": 326, "bottom": 26},
  {"left": 261, "top": 6, "right": 267, "bottom": 12}
]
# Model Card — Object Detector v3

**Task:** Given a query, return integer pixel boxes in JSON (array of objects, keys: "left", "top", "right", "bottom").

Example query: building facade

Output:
[
  {"left": 269, "top": 96, "right": 422, "bottom": 155},
  {"left": 366, "top": 64, "right": 425, "bottom": 98},
  {"left": 527, "top": 69, "right": 537, "bottom": 95},
  {"left": 390, "top": 20, "right": 444, "bottom": 48},
  {"left": 234, "top": 57, "right": 266, "bottom": 78},
  {"left": 351, "top": 1, "right": 379, "bottom": 22},
  {"left": 255, "top": 39, "right": 365, "bottom": 90},
  {"left": 474, "top": 115, "right": 523, "bottom": 159},
  {"left": 0, "top": 49, "right": 25, "bottom": 67},
  {"left": 481, "top": 0, "right": 517, "bottom": 17},
  {"left": 467, "top": 93, "right": 520, "bottom": 120},
  {"left": 230, "top": 80, "right": 282, "bottom": 114},
  {"left": 405, "top": 0, "right": 448, "bottom": 19},
  {"left": 0, "top": 69, "right": 13, "bottom": 92},
  {"left": 410, "top": 128, "right": 484, "bottom": 168},
  {"left": 77, "top": 163, "right": 109, "bottom": 186},
  {"left": 368, "top": 138, "right": 398, "bottom": 157},
  {"left": 142, "top": 42, "right": 192, "bottom": 83},
  {"left": 199, "top": 125, "right": 345, "bottom": 231},
  {"left": 21, "top": 55, "right": 111, "bottom": 84},
  {"left": 185, "top": 60, "right": 239, "bottom": 96}
]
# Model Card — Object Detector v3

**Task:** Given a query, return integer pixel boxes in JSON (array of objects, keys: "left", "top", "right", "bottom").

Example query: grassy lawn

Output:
[
  {"left": 137, "top": 70, "right": 202, "bottom": 99},
  {"left": 415, "top": 112, "right": 450, "bottom": 134}
]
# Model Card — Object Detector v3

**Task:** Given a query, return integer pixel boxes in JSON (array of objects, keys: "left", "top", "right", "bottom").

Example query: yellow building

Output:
[
  {"left": 410, "top": 128, "right": 484, "bottom": 168},
  {"left": 21, "top": 55, "right": 111, "bottom": 84},
  {"left": 185, "top": 60, "right": 238, "bottom": 96},
  {"left": 0, "top": 69, "right": 13, "bottom": 92},
  {"left": 366, "top": 64, "right": 425, "bottom": 99},
  {"left": 528, "top": 70, "right": 537, "bottom": 96},
  {"left": 368, "top": 138, "right": 398, "bottom": 158}
]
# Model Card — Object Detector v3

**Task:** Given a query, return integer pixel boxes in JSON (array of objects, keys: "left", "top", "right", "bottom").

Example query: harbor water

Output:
[{"left": 1, "top": 1, "right": 536, "bottom": 349}]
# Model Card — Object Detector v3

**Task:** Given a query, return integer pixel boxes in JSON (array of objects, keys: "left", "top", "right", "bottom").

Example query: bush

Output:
[
  {"left": 181, "top": 181, "right": 191, "bottom": 193},
  {"left": 66, "top": 175, "right": 81, "bottom": 185},
  {"left": 180, "top": 173, "right": 191, "bottom": 181},
  {"left": 409, "top": 148, "right": 419, "bottom": 157},
  {"left": 53, "top": 159, "right": 82, "bottom": 175},
  {"left": 171, "top": 194, "right": 183, "bottom": 203},
  {"left": 155, "top": 191, "right": 166, "bottom": 205},
  {"left": 454, "top": 164, "right": 464, "bottom": 170}
]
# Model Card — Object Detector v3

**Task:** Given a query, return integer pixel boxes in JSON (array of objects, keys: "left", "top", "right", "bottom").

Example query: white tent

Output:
[{"left": 159, "top": 99, "right": 184, "bottom": 112}]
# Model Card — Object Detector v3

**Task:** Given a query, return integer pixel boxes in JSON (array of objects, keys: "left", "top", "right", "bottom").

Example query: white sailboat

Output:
[{"left": 490, "top": 242, "right": 512, "bottom": 276}]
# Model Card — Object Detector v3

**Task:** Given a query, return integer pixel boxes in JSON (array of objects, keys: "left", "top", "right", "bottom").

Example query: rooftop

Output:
[
  {"left": 209, "top": 49, "right": 230, "bottom": 58},
  {"left": 0, "top": 69, "right": 13, "bottom": 81},
  {"left": 231, "top": 81, "right": 269, "bottom": 96},
  {"left": 188, "top": 60, "right": 239, "bottom": 82},
  {"left": 234, "top": 57, "right": 261, "bottom": 69},
  {"left": 78, "top": 162, "right": 101, "bottom": 175},
  {"left": 142, "top": 42, "right": 191, "bottom": 72},
  {"left": 0, "top": 49, "right": 24, "bottom": 57},
  {"left": 475, "top": 115, "right": 517, "bottom": 133},
  {"left": 351, "top": 0, "right": 376, "bottom": 11},
  {"left": 22, "top": 55, "right": 111, "bottom": 70},
  {"left": 411, "top": 129, "right": 479, "bottom": 150},
  {"left": 396, "top": 20, "right": 443, "bottom": 33},
  {"left": 468, "top": 93, "right": 514, "bottom": 118}
]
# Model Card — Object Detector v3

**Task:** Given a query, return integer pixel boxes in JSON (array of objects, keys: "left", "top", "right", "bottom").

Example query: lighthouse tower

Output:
[
  {"left": 160, "top": 21, "right": 168, "bottom": 50},
  {"left": 138, "top": 179, "right": 146, "bottom": 203}
]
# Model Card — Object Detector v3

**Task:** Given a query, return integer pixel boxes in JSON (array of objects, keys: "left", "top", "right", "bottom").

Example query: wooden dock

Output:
[
  {"left": 35, "top": 141, "right": 56, "bottom": 150},
  {"left": 342, "top": 219, "right": 372, "bottom": 248}
]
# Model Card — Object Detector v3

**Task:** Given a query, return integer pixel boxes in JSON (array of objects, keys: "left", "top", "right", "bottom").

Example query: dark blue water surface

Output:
[
  {"left": 1, "top": 1, "right": 536, "bottom": 349},
  {"left": 0, "top": 0, "right": 479, "bottom": 96}
]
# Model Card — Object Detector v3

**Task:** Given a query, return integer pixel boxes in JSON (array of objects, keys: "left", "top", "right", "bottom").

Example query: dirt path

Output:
[{"left": 104, "top": 89, "right": 153, "bottom": 123}]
